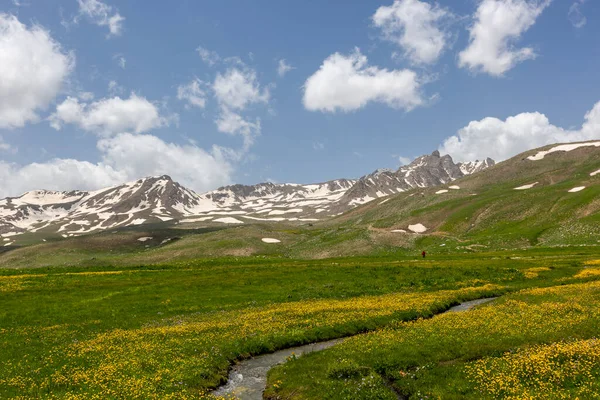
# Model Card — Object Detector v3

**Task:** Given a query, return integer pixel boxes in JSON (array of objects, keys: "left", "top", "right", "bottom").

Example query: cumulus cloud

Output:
[
  {"left": 0, "top": 14, "right": 74, "bottom": 129},
  {"left": 97, "top": 133, "right": 233, "bottom": 190},
  {"left": 215, "top": 108, "right": 261, "bottom": 150},
  {"left": 212, "top": 67, "right": 270, "bottom": 149},
  {"left": 197, "top": 46, "right": 221, "bottom": 66},
  {"left": 458, "top": 0, "right": 550, "bottom": 76},
  {"left": 277, "top": 59, "right": 294, "bottom": 77},
  {"left": 76, "top": 0, "right": 124, "bottom": 37},
  {"left": 213, "top": 68, "right": 270, "bottom": 110},
  {"left": 439, "top": 100, "right": 600, "bottom": 162},
  {"left": 568, "top": 0, "right": 587, "bottom": 28},
  {"left": 49, "top": 94, "right": 168, "bottom": 136},
  {"left": 177, "top": 79, "right": 207, "bottom": 109},
  {"left": 0, "top": 159, "right": 124, "bottom": 198},
  {"left": 372, "top": 0, "right": 452, "bottom": 65},
  {"left": 303, "top": 49, "right": 423, "bottom": 112},
  {"left": 0, "top": 133, "right": 233, "bottom": 198}
]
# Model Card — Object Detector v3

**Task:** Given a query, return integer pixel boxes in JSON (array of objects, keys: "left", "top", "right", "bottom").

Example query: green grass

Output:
[
  {"left": 1, "top": 249, "right": 598, "bottom": 398},
  {"left": 266, "top": 277, "right": 600, "bottom": 399}
]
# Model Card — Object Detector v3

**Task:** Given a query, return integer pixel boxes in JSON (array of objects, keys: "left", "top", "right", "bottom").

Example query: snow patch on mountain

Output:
[
  {"left": 261, "top": 238, "right": 281, "bottom": 243},
  {"left": 408, "top": 224, "right": 427, "bottom": 233},
  {"left": 214, "top": 217, "right": 244, "bottom": 224},
  {"left": 268, "top": 208, "right": 302, "bottom": 216},
  {"left": 528, "top": 142, "right": 600, "bottom": 161},
  {"left": 515, "top": 183, "right": 538, "bottom": 190},
  {"left": 13, "top": 190, "right": 86, "bottom": 206}
]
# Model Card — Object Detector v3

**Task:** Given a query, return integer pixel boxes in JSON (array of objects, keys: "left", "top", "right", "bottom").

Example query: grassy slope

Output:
[{"left": 287, "top": 142, "right": 600, "bottom": 257}]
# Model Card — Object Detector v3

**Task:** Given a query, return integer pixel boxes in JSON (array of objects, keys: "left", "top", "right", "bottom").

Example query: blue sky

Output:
[{"left": 0, "top": 0, "right": 599, "bottom": 196}]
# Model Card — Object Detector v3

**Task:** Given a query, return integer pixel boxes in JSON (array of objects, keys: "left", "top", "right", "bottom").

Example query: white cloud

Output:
[
  {"left": 568, "top": 0, "right": 587, "bottom": 28},
  {"left": 211, "top": 67, "right": 270, "bottom": 150},
  {"left": 277, "top": 59, "right": 295, "bottom": 77},
  {"left": 49, "top": 94, "right": 167, "bottom": 136},
  {"left": 0, "top": 159, "right": 124, "bottom": 198},
  {"left": 213, "top": 68, "right": 270, "bottom": 110},
  {"left": 458, "top": 0, "right": 550, "bottom": 76},
  {"left": 77, "top": 0, "right": 124, "bottom": 37},
  {"left": 107, "top": 80, "right": 124, "bottom": 96},
  {"left": 196, "top": 46, "right": 221, "bottom": 66},
  {"left": 177, "top": 79, "right": 207, "bottom": 109},
  {"left": 97, "top": 133, "right": 233, "bottom": 191},
  {"left": 303, "top": 49, "right": 423, "bottom": 112},
  {"left": 439, "top": 100, "right": 600, "bottom": 162},
  {"left": 0, "top": 14, "right": 74, "bottom": 129},
  {"left": 398, "top": 156, "right": 412, "bottom": 165},
  {"left": 0, "top": 133, "right": 233, "bottom": 198},
  {"left": 372, "top": 0, "right": 452, "bottom": 65},
  {"left": 215, "top": 108, "right": 261, "bottom": 151},
  {"left": 78, "top": 91, "right": 95, "bottom": 101}
]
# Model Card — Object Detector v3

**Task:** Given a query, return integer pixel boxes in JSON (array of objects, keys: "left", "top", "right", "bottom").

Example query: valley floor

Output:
[{"left": 1, "top": 248, "right": 600, "bottom": 399}]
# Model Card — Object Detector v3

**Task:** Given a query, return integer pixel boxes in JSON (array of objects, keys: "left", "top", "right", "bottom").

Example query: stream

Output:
[{"left": 211, "top": 297, "right": 497, "bottom": 400}]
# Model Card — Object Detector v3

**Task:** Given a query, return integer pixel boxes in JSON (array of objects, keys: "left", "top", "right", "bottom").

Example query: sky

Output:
[{"left": 0, "top": 0, "right": 599, "bottom": 197}]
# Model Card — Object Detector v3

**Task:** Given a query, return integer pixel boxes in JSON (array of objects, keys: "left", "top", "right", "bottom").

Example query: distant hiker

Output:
[{"left": 422, "top": 251, "right": 426, "bottom": 258}]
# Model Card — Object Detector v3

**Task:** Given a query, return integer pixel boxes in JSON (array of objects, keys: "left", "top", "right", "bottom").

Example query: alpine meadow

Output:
[{"left": 1, "top": 1, "right": 600, "bottom": 399}]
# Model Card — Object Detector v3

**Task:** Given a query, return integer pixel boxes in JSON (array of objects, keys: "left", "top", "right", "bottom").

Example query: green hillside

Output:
[
  {"left": 292, "top": 141, "right": 600, "bottom": 256},
  {"left": 0, "top": 141, "right": 599, "bottom": 268}
]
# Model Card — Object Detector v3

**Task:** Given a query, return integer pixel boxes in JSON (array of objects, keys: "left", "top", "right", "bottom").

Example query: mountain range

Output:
[
  {"left": 0, "top": 151, "right": 494, "bottom": 239},
  {"left": 0, "top": 140, "right": 598, "bottom": 266}
]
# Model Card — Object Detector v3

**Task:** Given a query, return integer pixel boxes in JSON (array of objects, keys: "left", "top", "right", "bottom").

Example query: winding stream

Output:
[{"left": 211, "top": 297, "right": 497, "bottom": 400}]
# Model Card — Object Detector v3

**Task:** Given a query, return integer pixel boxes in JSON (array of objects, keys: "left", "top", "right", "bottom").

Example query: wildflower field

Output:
[
  {"left": 0, "top": 249, "right": 598, "bottom": 399},
  {"left": 267, "top": 271, "right": 600, "bottom": 399}
]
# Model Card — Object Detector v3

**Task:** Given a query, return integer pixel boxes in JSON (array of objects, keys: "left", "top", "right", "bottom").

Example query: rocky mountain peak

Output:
[{"left": 457, "top": 158, "right": 496, "bottom": 175}]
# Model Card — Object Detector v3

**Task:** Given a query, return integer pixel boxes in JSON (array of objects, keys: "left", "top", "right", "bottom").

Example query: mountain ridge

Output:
[
  {"left": 1, "top": 140, "right": 599, "bottom": 264},
  {"left": 0, "top": 151, "right": 494, "bottom": 239}
]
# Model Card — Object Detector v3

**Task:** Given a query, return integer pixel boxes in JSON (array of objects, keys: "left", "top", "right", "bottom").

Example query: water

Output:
[
  {"left": 211, "top": 339, "right": 343, "bottom": 399},
  {"left": 445, "top": 297, "right": 496, "bottom": 312},
  {"left": 211, "top": 297, "right": 497, "bottom": 400}
]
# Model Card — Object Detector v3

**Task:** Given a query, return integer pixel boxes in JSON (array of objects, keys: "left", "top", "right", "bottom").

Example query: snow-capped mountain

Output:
[
  {"left": 0, "top": 152, "right": 493, "bottom": 239},
  {"left": 458, "top": 158, "right": 495, "bottom": 175},
  {"left": 336, "top": 151, "right": 494, "bottom": 207},
  {"left": 0, "top": 176, "right": 199, "bottom": 236},
  {"left": 196, "top": 179, "right": 356, "bottom": 213}
]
